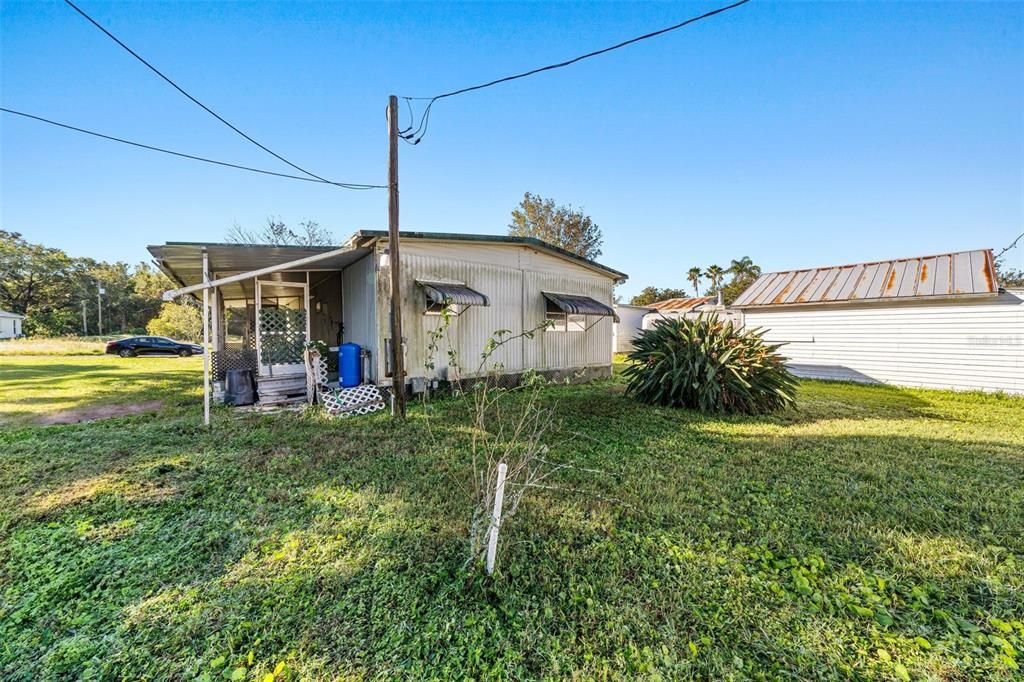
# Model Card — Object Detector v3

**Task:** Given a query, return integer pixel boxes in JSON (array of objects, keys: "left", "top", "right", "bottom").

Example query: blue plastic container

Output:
[{"left": 339, "top": 342, "right": 362, "bottom": 388}]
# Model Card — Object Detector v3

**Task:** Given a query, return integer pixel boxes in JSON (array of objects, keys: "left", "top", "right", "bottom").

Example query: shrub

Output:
[
  {"left": 146, "top": 302, "right": 202, "bottom": 342},
  {"left": 623, "top": 314, "right": 797, "bottom": 414}
]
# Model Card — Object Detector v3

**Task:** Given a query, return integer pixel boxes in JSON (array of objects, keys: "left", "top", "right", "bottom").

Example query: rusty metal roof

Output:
[
  {"left": 648, "top": 297, "right": 714, "bottom": 312},
  {"left": 733, "top": 249, "right": 998, "bottom": 309}
]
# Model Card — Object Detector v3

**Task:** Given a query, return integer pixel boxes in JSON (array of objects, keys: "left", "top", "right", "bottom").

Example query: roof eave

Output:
[{"left": 350, "top": 229, "right": 627, "bottom": 281}]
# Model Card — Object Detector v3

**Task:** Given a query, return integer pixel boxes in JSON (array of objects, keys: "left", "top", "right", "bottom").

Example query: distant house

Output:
[
  {"left": 150, "top": 230, "right": 627, "bottom": 409},
  {"left": 732, "top": 248, "right": 1024, "bottom": 394},
  {"left": 641, "top": 297, "right": 717, "bottom": 328},
  {"left": 613, "top": 296, "right": 731, "bottom": 353},
  {"left": 0, "top": 310, "right": 25, "bottom": 339},
  {"left": 612, "top": 304, "right": 653, "bottom": 353}
]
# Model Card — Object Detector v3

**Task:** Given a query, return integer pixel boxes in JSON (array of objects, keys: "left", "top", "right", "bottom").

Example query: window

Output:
[
  {"left": 425, "top": 301, "right": 464, "bottom": 317},
  {"left": 544, "top": 300, "right": 586, "bottom": 332},
  {"left": 542, "top": 292, "right": 617, "bottom": 333}
]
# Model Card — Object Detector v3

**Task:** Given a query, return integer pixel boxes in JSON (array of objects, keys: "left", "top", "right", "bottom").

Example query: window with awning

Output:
[
  {"left": 542, "top": 292, "right": 618, "bottom": 332},
  {"left": 416, "top": 280, "right": 489, "bottom": 314}
]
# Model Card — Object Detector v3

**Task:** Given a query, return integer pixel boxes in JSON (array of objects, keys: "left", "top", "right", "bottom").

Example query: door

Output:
[
  {"left": 152, "top": 337, "right": 179, "bottom": 355},
  {"left": 256, "top": 279, "right": 310, "bottom": 376},
  {"left": 133, "top": 337, "right": 158, "bottom": 355}
]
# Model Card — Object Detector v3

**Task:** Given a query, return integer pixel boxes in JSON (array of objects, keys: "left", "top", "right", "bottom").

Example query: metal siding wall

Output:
[
  {"left": 341, "top": 255, "right": 378, "bottom": 378},
  {"left": 522, "top": 270, "right": 613, "bottom": 371},
  {"left": 742, "top": 292, "right": 1024, "bottom": 393},
  {"left": 400, "top": 252, "right": 525, "bottom": 379},
  {"left": 379, "top": 241, "right": 616, "bottom": 380}
]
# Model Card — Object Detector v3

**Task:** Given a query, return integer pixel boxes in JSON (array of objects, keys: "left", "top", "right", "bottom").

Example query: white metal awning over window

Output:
[
  {"left": 542, "top": 292, "right": 618, "bottom": 321},
  {"left": 416, "top": 280, "right": 490, "bottom": 307}
]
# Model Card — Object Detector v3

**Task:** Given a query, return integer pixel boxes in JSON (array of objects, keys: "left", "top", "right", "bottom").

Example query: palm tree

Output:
[
  {"left": 705, "top": 264, "right": 726, "bottom": 293},
  {"left": 686, "top": 267, "right": 703, "bottom": 297},
  {"left": 728, "top": 256, "right": 758, "bottom": 280}
]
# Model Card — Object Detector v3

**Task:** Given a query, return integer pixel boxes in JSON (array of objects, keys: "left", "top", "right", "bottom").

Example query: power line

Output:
[
  {"left": 995, "top": 231, "right": 1024, "bottom": 260},
  {"left": 0, "top": 107, "right": 385, "bottom": 189},
  {"left": 63, "top": 0, "right": 333, "bottom": 183},
  {"left": 400, "top": 0, "right": 753, "bottom": 144}
]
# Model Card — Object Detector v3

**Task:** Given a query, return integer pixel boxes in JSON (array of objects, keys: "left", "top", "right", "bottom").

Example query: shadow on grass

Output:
[
  {"left": 0, "top": 359, "right": 201, "bottom": 426},
  {"left": 2, "top": 378, "right": 1022, "bottom": 679}
]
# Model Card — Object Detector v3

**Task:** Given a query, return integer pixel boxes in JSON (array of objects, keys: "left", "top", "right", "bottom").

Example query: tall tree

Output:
[
  {"left": 227, "top": 217, "right": 335, "bottom": 247},
  {"left": 728, "top": 256, "right": 760, "bottom": 280},
  {"left": 0, "top": 231, "right": 173, "bottom": 336},
  {"left": 686, "top": 267, "right": 703, "bottom": 297},
  {"left": 0, "top": 231, "right": 81, "bottom": 334},
  {"left": 721, "top": 259, "right": 763, "bottom": 305},
  {"left": 704, "top": 264, "right": 726, "bottom": 293},
  {"left": 508, "top": 192, "right": 603, "bottom": 261}
]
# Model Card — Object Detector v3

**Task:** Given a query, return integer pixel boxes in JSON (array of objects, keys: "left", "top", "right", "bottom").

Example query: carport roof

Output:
[{"left": 148, "top": 242, "right": 372, "bottom": 301}]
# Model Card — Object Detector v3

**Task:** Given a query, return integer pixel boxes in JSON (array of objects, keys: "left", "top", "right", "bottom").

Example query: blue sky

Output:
[{"left": 2, "top": 0, "right": 1022, "bottom": 299}]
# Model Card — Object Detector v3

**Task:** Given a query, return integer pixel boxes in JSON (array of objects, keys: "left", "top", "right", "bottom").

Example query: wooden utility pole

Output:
[{"left": 387, "top": 95, "right": 406, "bottom": 418}]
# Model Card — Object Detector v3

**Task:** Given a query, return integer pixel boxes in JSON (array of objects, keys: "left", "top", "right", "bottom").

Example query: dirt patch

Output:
[{"left": 38, "top": 400, "right": 165, "bottom": 426}]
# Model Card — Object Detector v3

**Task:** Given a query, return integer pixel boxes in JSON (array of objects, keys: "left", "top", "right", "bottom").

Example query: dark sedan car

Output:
[{"left": 105, "top": 336, "right": 203, "bottom": 358}]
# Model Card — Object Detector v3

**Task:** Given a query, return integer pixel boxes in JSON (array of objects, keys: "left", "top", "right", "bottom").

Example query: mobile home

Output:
[{"left": 150, "top": 230, "right": 626, "bottom": 406}]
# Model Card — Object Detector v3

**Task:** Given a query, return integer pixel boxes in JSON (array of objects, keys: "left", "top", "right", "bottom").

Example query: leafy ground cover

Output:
[{"left": 0, "top": 352, "right": 1021, "bottom": 680}]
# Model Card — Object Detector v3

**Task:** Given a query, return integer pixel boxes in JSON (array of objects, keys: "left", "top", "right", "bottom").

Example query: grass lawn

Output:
[
  {"left": 0, "top": 336, "right": 129, "bottom": 357},
  {"left": 0, "top": 354, "right": 201, "bottom": 426},
  {"left": 0, "top": 354, "right": 1022, "bottom": 680}
]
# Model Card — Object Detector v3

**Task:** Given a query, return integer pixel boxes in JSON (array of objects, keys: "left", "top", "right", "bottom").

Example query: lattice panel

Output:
[
  {"left": 321, "top": 384, "right": 387, "bottom": 418},
  {"left": 211, "top": 349, "right": 258, "bottom": 382},
  {"left": 259, "top": 308, "right": 307, "bottom": 365},
  {"left": 313, "top": 354, "right": 330, "bottom": 388}
]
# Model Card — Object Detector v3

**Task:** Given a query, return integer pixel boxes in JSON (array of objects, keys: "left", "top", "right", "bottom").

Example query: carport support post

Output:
[
  {"left": 387, "top": 94, "right": 406, "bottom": 419},
  {"left": 202, "top": 249, "right": 211, "bottom": 427}
]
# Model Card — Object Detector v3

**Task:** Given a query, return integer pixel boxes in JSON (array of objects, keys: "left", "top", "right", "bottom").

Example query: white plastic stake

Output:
[{"left": 485, "top": 462, "right": 508, "bottom": 575}]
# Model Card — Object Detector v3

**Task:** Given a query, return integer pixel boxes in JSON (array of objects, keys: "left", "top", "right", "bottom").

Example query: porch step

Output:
[
  {"left": 256, "top": 374, "right": 307, "bottom": 406},
  {"left": 257, "top": 374, "right": 306, "bottom": 388},
  {"left": 258, "top": 393, "right": 307, "bottom": 407}
]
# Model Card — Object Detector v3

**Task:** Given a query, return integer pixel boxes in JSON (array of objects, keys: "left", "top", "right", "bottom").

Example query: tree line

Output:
[
  {"left": 630, "top": 257, "right": 762, "bottom": 306},
  {"left": 1, "top": 230, "right": 173, "bottom": 337}
]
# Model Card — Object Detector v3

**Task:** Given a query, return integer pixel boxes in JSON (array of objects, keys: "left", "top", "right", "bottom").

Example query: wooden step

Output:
[
  {"left": 258, "top": 393, "right": 307, "bottom": 407},
  {"left": 257, "top": 375, "right": 306, "bottom": 387}
]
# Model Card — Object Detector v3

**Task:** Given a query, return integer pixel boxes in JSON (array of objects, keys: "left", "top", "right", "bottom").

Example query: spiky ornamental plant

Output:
[{"left": 623, "top": 314, "right": 798, "bottom": 414}]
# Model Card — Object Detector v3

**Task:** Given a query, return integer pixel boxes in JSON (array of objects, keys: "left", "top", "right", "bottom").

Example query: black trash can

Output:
[{"left": 224, "top": 368, "right": 256, "bottom": 406}]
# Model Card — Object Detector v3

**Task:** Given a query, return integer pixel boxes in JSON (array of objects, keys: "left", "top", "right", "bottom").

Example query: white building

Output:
[
  {"left": 612, "top": 304, "right": 653, "bottom": 353},
  {"left": 733, "top": 249, "right": 1024, "bottom": 394},
  {"left": 640, "top": 296, "right": 718, "bottom": 330},
  {"left": 150, "top": 231, "right": 626, "bottom": 404},
  {"left": 0, "top": 310, "right": 25, "bottom": 339}
]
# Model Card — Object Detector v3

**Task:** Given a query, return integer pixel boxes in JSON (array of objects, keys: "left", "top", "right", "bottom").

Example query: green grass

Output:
[
  {"left": 0, "top": 336, "right": 131, "bottom": 356},
  {"left": 0, "top": 354, "right": 1022, "bottom": 680},
  {"left": 0, "top": 354, "right": 201, "bottom": 426}
]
